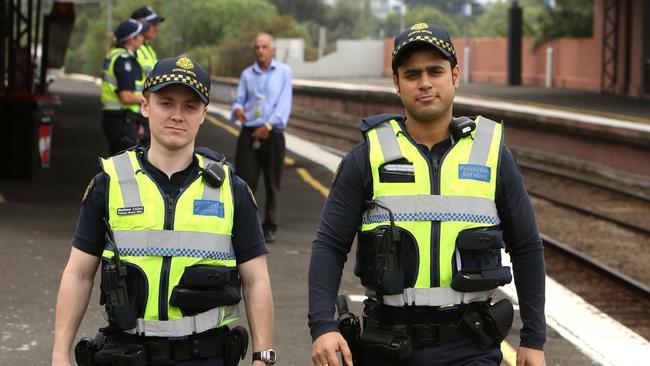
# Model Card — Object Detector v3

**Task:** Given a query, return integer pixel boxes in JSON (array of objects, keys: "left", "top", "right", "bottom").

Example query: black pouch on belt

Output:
[
  {"left": 120, "top": 110, "right": 140, "bottom": 146},
  {"left": 480, "top": 298, "right": 514, "bottom": 346},
  {"left": 224, "top": 326, "right": 249, "bottom": 366},
  {"left": 360, "top": 319, "right": 412, "bottom": 360}
]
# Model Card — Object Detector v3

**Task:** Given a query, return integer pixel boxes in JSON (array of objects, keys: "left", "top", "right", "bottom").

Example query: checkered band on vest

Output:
[
  {"left": 392, "top": 35, "right": 456, "bottom": 58},
  {"left": 144, "top": 73, "right": 208, "bottom": 98}
]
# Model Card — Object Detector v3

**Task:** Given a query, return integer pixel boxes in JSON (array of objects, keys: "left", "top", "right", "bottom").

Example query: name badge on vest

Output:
[
  {"left": 117, "top": 206, "right": 145, "bottom": 215},
  {"left": 458, "top": 164, "right": 491, "bottom": 182},
  {"left": 379, "top": 163, "right": 415, "bottom": 183},
  {"left": 194, "top": 200, "right": 224, "bottom": 218}
]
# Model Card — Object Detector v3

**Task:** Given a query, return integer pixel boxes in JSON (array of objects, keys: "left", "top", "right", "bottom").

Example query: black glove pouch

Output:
[
  {"left": 170, "top": 266, "right": 241, "bottom": 315},
  {"left": 451, "top": 229, "right": 512, "bottom": 292},
  {"left": 224, "top": 326, "right": 249, "bottom": 366}
]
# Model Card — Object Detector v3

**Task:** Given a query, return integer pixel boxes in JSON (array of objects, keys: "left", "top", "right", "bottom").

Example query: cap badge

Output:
[
  {"left": 176, "top": 57, "right": 194, "bottom": 70},
  {"left": 411, "top": 23, "right": 428, "bottom": 31}
]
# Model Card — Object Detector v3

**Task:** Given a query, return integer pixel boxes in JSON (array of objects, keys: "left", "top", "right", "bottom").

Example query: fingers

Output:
[{"left": 340, "top": 339, "right": 353, "bottom": 366}]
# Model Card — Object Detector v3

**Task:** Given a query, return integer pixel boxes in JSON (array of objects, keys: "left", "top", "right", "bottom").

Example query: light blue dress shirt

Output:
[{"left": 232, "top": 59, "right": 292, "bottom": 130}]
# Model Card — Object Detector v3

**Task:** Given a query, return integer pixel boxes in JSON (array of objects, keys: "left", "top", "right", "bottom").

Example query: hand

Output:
[
  {"left": 252, "top": 361, "right": 267, "bottom": 366},
  {"left": 311, "top": 332, "right": 353, "bottom": 366},
  {"left": 51, "top": 353, "right": 72, "bottom": 366},
  {"left": 251, "top": 125, "right": 271, "bottom": 140},
  {"left": 516, "top": 347, "right": 546, "bottom": 366},
  {"left": 234, "top": 108, "right": 247, "bottom": 122}
]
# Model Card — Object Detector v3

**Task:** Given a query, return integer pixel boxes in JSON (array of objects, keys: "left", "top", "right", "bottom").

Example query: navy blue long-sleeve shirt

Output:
[{"left": 308, "top": 120, "right": 546, "bottom": 350}]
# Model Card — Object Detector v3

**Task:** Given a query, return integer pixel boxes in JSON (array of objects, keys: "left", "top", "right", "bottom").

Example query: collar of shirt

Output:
[
  {"left": 137, "top": 149, "right": 200, "bottom": 197},
  {"left": 252, "top": 58, "right": 277, "bottom": 74}
]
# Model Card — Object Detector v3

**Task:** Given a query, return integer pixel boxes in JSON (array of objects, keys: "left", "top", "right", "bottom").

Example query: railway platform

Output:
[{"left": 0, "top": 77, "right": 648, "bottom": 365}]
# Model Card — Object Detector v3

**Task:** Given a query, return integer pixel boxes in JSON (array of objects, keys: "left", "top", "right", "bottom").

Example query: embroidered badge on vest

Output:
[
  {"left": 194, "top": 199, "right": 224, "bottom": 218},
  {"left": 117, "top": 206, "right": 145, "bottom": 215},
  {"left": 458, "top": 164, "right": 491, "bottom": 182}
]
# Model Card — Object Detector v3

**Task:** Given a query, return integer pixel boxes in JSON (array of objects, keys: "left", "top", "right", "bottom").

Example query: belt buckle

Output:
[{"left": 148, "top": 339, "right": 173, "bottom": 365}]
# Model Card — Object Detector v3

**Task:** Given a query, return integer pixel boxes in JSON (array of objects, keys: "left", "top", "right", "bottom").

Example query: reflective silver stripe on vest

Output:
[
  {"left": 113, "top": 153, "right": 143, "bottom": 208},
  {"left": 362, "top": 195, "right": 500, "bottom": 225},
  {"left": 103, "top": 101, "right": 123, "bottom": 110},
  {"left": 128, "top": 304, "right": 239, "bottom": 337},
  {"left": 112, "top": 230, "right": 235, "bottom": 260},
  {"left": 468, "top": 116, "right": 496, "bottom": 166},
  {"left": 382, "top": 287, "right": 493, "bottom": 307},
  {"left": 103, "top": 74, "right": 118, "bottom": 86},
  {"left": 201, "top": 158, "right": 221, "bottom": 201},
  {"left": 135, "top": 84, "right": 144, "bottom": 92},
  {"left": 375, "top": 122, "right": 404, "bottom": 162}
]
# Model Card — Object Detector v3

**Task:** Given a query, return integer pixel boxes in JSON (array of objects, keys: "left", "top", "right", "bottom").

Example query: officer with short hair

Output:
[
  {"left": 53, "top": 57, "right": 276, "bottom": 366},
  {"left": 101, "top": 19, "right": 148, "bottom": 155},
  {"left": 309, "top": 23, "right": 546, "bottom": 366}
]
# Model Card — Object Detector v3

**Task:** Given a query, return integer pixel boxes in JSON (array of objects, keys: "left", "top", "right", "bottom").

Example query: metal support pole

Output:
[
  {"left": 318, "top": 26, "right": 326, "bottom": 59},
  {"left": 463, "top": 45, "right": 471, "bottom": 84},
  {"left": 507, "top": 0, "right": 522, "bottom": 86},
  {"left": 106, "top": 0, "right": 112, "bottom": 36},
  {"left": 545, "top": 45, "right": 553, "bottom": 88}
]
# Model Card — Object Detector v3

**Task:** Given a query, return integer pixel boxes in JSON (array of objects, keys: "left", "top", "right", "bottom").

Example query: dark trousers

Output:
[
  {"left": 362, "top": 338, "right": 502, "bottom": 366},
  {"left": 235, "top": 127, "right": 285, "bottom": 232},
  {"left": 102, "top": 111, "right": 137, "bottom": 155}
]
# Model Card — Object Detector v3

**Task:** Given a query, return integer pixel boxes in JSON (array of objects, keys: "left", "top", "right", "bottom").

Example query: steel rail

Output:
[
  {"left": 526, "top": 189, "right": 650, "bottom": 236},
  {"left": 541, "top": 234, "right": 650, "bottom": 300}
]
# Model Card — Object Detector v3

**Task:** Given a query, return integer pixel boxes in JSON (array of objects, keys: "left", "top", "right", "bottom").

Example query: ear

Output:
[
  {"left": 140, "top": 95, "right": 150, "bottom": 118},
  {"left": 392, "top": 74, "right": 400, "bottom": 95},
  {"left": 200, "top": 104, "right": 208, "bottom": 124},
  {"left": 452, "top": 64, "right": 460, "bottom": 89}
]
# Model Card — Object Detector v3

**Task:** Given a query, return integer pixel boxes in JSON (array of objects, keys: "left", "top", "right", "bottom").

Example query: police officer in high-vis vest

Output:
[
  {"left": 309, "top": 23, "right": 546, "bottom": 366},
  {"left": 131, "top": 5, "right": 165, "bottom": 146},
  {"left": 53, "top": 57, "right": 276, "bottom": 366},
  {"left": 101, "top": 19, "right": 148, "bottom": 155},
  {"left": 131, "top": 6, "right": 163, "bottom": 76}
]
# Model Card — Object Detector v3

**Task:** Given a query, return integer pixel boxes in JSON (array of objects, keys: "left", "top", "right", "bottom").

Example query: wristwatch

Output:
[
  {"left": 252, "top": 349, "right": 277, "bottom": 365},
  {"left": 264, "top": 122, "right": 273, "bottom": 131}
]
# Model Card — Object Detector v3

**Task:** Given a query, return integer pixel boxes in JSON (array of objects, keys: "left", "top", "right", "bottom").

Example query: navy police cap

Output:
[
  {"left": 392, "top": 23, "right": 457, "bottom": 72},
  {"left": 144, "top": 56, "right": 211, "bottom": 105},
  {"left": 131, "top": 6, "right": 165, "bottom": 24},
  {"left": 114, "top": 19, "right": 150, "bottom": 44}
]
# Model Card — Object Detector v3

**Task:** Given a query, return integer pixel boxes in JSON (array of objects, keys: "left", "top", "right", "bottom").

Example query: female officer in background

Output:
[{"left": 100, "top": 19, "right": 149, "bottom": 155}]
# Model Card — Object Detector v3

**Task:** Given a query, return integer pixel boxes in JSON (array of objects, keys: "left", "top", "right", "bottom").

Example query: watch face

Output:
[{"left": 264, "top": 349, "right": 277, "bottom": 364}]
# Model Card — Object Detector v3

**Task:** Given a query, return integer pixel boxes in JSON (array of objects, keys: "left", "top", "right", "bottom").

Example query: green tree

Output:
[
  {"left": 269, "top": 0, "right": 327, "bottom": 23},
  {"left": 383, "top": 6, "right": 462, "bottom": 38}
]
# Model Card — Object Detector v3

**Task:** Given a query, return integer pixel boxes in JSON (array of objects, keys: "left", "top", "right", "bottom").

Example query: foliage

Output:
[
  {"left": 383, "top": 6, "right": 462, "bottom": 38},
  {"left": 269, "top": 0, "right": 327, "bottom": 24},
  {"left": 216, "top": 15, "right": 311, "bottom": 77},
  {"left": 405, "top": 0, "right": 485, "bottom": 16}
]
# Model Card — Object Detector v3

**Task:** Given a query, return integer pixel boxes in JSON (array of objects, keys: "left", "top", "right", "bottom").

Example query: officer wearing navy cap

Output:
[
  {"left": 131, "top": 6, "right": 165, "bottom": 146},
  {"left": 309, "top": 23, "right": 547, "bottom": 366},
  {"left": 131, "top": 6, "right": 164, "bottom": 77},
  {"left": 53, "top": 57, "right": 276, "bottom": 366},
  {"left": 101, "top": 19, "right": 150, "bottom": 155}
]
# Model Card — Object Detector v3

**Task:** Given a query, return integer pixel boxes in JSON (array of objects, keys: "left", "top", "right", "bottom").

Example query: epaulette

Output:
[
  {"left": 195, "top": 146, "right": 226, "bottom": 163},
  {"left": 358, "top": 114, "right": 402, "bottom": 133}
]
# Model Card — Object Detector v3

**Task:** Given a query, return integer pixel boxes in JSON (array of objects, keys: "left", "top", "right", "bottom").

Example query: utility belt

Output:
[
  {"left": 359, "top": 299, "right": 514, "bottom": 360},
  {"left": 355, "top": 222, "right": 512, "bottom": 298},
  {"left": 75, "top": 326, "right": 248, "bottom": 366}
]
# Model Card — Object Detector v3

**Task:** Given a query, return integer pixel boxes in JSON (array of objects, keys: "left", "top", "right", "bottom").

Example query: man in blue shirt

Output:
[{"left": 232, "top": 33, "right": 292, "bottom": 243}]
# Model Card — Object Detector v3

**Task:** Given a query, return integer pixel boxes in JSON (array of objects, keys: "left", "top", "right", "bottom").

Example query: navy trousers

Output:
[{"left": 362, "top": 338, "right": 502, "bottom": 366}]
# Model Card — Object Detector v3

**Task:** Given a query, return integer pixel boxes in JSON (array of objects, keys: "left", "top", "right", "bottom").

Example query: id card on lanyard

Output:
[{"left": 254, "top": 71, "right": 271, "bottom": 120}]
